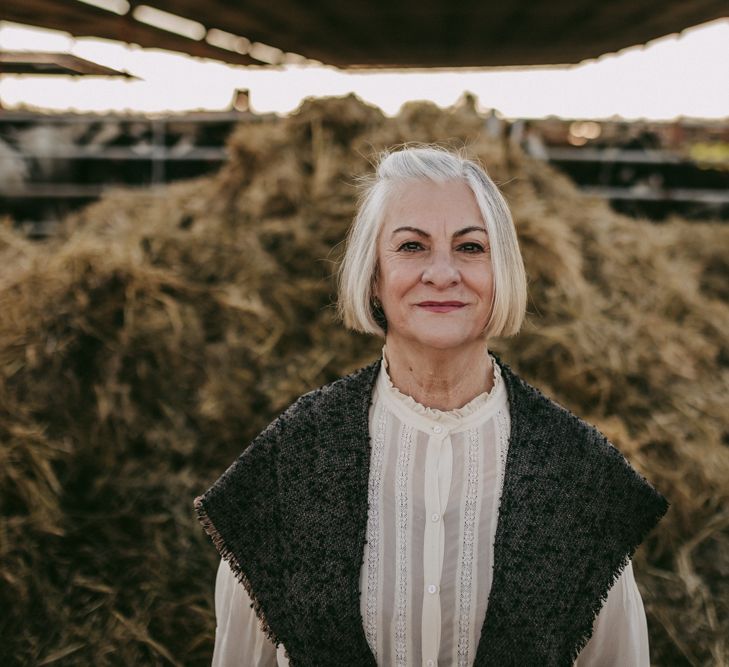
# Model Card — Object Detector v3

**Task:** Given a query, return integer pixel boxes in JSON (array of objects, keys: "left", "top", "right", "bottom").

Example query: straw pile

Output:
[{"left": 1, "top": 94, "right": 727, "bottom": 666}]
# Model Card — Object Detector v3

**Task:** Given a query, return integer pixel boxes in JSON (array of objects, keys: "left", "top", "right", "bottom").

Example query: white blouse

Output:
[{"left": 212, "top": 352, "right": 650, "bottom": 666}]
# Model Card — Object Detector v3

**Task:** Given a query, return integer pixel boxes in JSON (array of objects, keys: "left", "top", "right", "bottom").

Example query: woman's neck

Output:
[{"left": 383, "top": 337, "right": 494, "bottom": 411}]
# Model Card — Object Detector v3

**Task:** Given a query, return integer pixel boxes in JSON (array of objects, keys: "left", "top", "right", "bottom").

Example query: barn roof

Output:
[
  {"left": 0, "top": 50, "right": 133, "bottom": 76},
  {"left": 2, "top": 0, "right": 727, "bottom": 68}
]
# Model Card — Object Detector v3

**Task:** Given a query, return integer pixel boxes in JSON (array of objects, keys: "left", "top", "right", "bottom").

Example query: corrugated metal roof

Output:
[
  {"left": 2, "top": 0, "right": 727, "bottom": 68},
  {"left": 0, "top": 51, "right": 133, "bottom": 75}
]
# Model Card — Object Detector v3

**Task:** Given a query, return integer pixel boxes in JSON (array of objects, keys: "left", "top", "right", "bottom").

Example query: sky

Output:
[{"left": 0, "top": 17, "right": 728, "bottom": 120}]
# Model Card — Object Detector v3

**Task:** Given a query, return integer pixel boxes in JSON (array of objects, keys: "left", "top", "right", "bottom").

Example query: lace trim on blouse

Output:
[
  {"left": 379, "top": 346, "right": 504, "bottom": 429},
  {"left": 457, "top": 427, "right": 481, "bottom": 666},
  {"left": 365, "top": 405, "right": 388, "bottom": 659},
  {"left": 395, "top": 424, "right": 414, "bottom": 667}
]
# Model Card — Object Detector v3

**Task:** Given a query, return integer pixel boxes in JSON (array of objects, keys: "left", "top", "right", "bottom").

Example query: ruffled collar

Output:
[{"left": 376, "top": 345, "right": 506, "bottom": 432}]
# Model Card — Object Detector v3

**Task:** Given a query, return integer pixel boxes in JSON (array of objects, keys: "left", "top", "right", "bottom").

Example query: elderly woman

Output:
[{"left": 194, "top": 146, "right": 668, "bottom": 667}]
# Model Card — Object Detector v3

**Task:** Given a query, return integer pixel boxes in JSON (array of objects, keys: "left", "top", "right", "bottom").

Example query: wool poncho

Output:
[{"left": 194, "top": 352, "right": 669, "bottom": 666}]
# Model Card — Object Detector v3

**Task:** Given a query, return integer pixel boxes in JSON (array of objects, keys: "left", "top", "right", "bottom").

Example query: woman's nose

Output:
[{"left": 421, "top": 252, "right": 460, "bottom": 287}]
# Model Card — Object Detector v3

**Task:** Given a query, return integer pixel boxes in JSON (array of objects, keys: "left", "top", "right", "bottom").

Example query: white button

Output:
[
  {"left": 427, "top": 584, "right": 438, "bottom": 594},
  {"left": 433, "top": 425, "right": 443, "bottom": 434},
  {"left": 431, "top": 512, "right": 440, "bottom": 522},
  {"left": 427, "top": 661, "right": 435, "bottom": 667}
]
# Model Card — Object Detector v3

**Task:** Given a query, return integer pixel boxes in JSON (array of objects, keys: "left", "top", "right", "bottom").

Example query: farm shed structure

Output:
[{"left": 2, "top": 0, "right": 727, "bottom": 68}]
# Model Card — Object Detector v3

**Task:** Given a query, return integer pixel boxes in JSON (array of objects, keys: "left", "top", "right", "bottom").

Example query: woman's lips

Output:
[{"left": 416, "top": 301, "right": 466, "bottom": 313}]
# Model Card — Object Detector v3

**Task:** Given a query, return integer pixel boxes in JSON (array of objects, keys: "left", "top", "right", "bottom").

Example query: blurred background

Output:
[{"left": 0, "top": 1, "right": 727, "bottom": 665}]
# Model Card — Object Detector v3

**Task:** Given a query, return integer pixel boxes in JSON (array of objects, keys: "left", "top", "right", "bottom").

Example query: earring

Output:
[{"left": 371, "top": 296, "right": 387, "bottom": 332}]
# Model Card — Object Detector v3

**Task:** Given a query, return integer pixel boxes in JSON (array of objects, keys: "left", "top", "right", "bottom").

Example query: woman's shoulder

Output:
[
  {"left": 251, "top": 359, "right": 381, "bottom": 449},
  {"left": 495, "top": 352, "right": 621, "bottom": 448},
  {"left": 194, "top": 360, "right": 383, "bottom": 556},
  {"left": 494, "top": 352, "right": 668, "bottom": 516}
]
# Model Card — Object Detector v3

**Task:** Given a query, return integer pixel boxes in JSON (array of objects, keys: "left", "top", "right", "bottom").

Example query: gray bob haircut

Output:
[{"left": 336, "top": 145, "right": 527, "bottom": 339}]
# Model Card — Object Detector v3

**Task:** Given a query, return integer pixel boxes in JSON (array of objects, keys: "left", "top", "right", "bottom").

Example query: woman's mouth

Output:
[{"left": 416, "top": 301, "right": 466, "bottom": 313}]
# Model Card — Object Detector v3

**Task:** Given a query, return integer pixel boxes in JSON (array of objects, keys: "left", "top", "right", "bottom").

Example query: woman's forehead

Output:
[{"left": 382, "top": 180, "right": 485, "bottom": 232}]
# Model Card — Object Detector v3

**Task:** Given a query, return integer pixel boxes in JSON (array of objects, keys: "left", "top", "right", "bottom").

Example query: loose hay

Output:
[{"left": 1, "top": 94, "right": 727, "bottom": 666}]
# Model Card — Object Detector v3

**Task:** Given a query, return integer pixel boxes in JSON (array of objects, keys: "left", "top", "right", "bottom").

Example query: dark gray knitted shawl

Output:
[{"left": 194, "top": 354, "right": 669, "bottom": 666}]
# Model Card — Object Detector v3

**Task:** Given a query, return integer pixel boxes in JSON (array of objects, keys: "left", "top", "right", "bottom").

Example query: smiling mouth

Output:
[{"left": 416, "top": 301, "right": 466, "bottom": 312}]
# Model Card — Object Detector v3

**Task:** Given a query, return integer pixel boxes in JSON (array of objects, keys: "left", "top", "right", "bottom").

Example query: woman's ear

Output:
[
  {"left": 370, "top": 268, "right": 387, "bottom": 330},
  {"left": 371, "top": 289, "right": 387, "bottom": 332},
  {"left": 371, "top": 264, "right": 380, "bottom": 300}
]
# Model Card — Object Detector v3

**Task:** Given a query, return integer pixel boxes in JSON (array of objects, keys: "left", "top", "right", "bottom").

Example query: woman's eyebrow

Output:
[
  {"left": 391, "top": 226, "right": 428, "bottom": 237},
  {"left": 453, "top": 226, "right": 488, "bottom": 238},
  {"left": 391, "top": 225, "right": 487, "bottom": 238}
]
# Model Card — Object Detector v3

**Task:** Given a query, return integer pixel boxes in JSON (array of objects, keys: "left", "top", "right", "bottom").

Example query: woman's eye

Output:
[
  {"left": 397, "top": 241, "right": 424, "bottom": 252},
  {"left": 458, "top": 242, "right": 486, "bottom": 253}
]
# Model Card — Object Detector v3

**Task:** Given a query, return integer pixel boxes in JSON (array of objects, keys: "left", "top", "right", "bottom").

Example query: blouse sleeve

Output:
[
  {"left": 212, "top": 557, "right": 285, "bottom": 667},
  {"left": 573, "top": 559, "right": 650, "bottom": 667}
]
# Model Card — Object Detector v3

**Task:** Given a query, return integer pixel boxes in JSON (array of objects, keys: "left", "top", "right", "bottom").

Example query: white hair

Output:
[{"left": 337, "top": 145, "right": 527, "bottom": 338}]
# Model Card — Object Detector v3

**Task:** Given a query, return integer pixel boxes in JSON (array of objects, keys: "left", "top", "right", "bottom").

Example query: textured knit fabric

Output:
[
  {"left": 212, "top": 552, "right": 649, "bottom": 666},
  {"left": 194, "top": 353, "right": 669, "bottom": 667}
]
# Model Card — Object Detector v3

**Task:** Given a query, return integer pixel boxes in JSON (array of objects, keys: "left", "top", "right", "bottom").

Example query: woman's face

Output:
[{"left": 374, "top": 179, "right": 495, "bottom": 352}]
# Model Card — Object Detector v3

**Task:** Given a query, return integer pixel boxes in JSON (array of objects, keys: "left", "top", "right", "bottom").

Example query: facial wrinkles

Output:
[
  {"left": 381, "top": 235, "right": 488, "bottom": 294},
  {"left": 377, "top": 181, "right": 491, "bottom": 295}
]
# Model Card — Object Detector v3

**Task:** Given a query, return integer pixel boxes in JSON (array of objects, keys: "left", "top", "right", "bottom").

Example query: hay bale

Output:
[{"left": 1, "top": 94, "right": 727, "bottom": 666}]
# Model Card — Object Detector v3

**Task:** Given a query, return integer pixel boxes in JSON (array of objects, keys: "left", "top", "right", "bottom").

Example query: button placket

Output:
[{"left": 421, "top": 430, "right": 451, "bottom": 667}]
